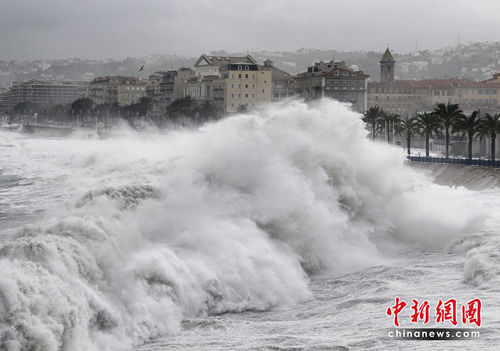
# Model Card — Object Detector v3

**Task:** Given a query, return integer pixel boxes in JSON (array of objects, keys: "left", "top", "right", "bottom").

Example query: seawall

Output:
[{"left": 407, "top": 162, "right": 500, "bottom": 190}]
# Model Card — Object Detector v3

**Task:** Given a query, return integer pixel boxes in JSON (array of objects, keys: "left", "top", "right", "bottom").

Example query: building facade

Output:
[
  {"left": 367, "top": 48, "right": 500, "bottom": 116},
  {"left": 295, "top": 60, "right": 369, "bottom": 112},
  {"left": 147, "top": 68, "right": 196, "bottom": 119},
  {"left": 194, "top": 54, "right": 258, "bottom": 78},
  {"left": 1, "top": 80, "right": 83, "bottom": 112},
  {"left": 89, "top": 76, "right": 147, "bottom": 106},
  {"left": 185, "top": 54, "right": 272, "bottom": 114},
  {"left": 263, "top": 59, "right": 295, "bottom": 101}
]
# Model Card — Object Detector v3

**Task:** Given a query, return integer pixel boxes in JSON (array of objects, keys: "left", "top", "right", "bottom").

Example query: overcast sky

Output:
[{"left": 1, "top": 0, "right": 499, "bottom": 60}]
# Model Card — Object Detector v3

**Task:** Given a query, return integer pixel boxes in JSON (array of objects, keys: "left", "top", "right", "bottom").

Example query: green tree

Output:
[
  {"left": 48, "top": 104, "right": 70, "bottom": 123},
  {"left": 453, "top": 110, "right": 481, "bottom": 161},
  {"left": 477, "top": 113, "right": 500, "bottom": 162},
  {"left": 363, "top": 106, "right": 384, "bottom": 141},
  {"left": 199, "top": 101, "right": 218, "bottom": 121},
  {"left": 131, "top": 97, "right": 151, "bottom": 117},
  {"left": 71, "top": 97, "right": 94, "bottom": 118},
  {"left": 416, "top": 112, "right": 441, "bottom": 157},
  {"left": 167, "top": 96, "right": 198, "bottom": 120},
  {"left": 12, "top": 102, "right": 40, "bottom": 116},
  {"left": 396, "top": 116, "right": 418, "bottom": 156},
  {"left": 433, "top": 102, "right": 463, "bottom": 158}
]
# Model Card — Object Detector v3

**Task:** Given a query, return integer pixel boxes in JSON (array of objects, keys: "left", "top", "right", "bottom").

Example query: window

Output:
[
  {"left": 245, "top": 84, "right": 248, "bottom": 88},
  {"left": 238, "top": 65, "right": 242, "bottom": 70},
  {"left": 232, "top": 74, "right": 234, "bottom": 78},
  {"left": 245, "top": 66, "right": 249, "bottom": 70},
  {"left": 245, "top": 74, "right": 248, "bottom": 78},
  {"left": 238, "top": 94, "right": 241, "bottom": 98},
  {"left": 262, "top": 89, "right": 265, "bottom": 93},
  {"left": 238, "top": 74, "right": 242, "bottom": 78},
  {"left": 245, "top": 94, "right": 248, "bottom": 98},
  {"left": 231, "top": 93, "right": 234, "bottom": 97}
]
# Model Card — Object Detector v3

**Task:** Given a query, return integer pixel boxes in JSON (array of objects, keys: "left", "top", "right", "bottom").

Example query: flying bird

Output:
[{"left": 139, "top": 65, "right": 144, "bottom": 72}]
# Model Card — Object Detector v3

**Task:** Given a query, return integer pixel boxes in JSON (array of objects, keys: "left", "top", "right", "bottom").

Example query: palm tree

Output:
[
  {"left": 363, "top": 106, "right": 383, "bottom": 140},
  {"left": 433, "top": 102, "right": 463, "bottom": 158},
  {"left": 477, "top": 113, "right": 500, "bottom": 162},
  {"left": 377, "top": 112, "right": 401, "bottom": 143},
  {"left": 397, "top": 116, "right": 418, "bottom": 155},
  {"left": 453, "top": 110, "right": 481, "bottom": 161},
  {"left": 416, "top": 112, "right": 441, "bottom": 157}
]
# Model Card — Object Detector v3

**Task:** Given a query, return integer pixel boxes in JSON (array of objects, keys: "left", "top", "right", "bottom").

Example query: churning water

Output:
[{"left": 0, "top": 100, "right": 499, "bottom": 350}]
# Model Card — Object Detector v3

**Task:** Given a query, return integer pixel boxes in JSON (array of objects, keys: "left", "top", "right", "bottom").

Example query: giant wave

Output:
[{"left": 0, "top": 100, "right": 485, "bottom": 350}]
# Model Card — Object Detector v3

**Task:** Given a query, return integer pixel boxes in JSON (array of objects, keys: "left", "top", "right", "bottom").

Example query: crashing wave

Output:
[
  {"left": 75, "top": 185, "right": 161, "bottom": 210},
  {"left": 0, "top": 99, "right": 485, "bottom": 350}
]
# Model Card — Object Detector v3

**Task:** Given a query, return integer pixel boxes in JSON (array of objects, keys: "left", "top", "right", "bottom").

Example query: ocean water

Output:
[{"left": 0, "top": 100, "right": 498, "bottom": 351}]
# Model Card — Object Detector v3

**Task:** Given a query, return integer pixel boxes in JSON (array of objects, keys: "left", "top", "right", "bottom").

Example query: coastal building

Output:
[
  {"left": 263, "top": 59, "right": 295, "bottom": 101},
  {"left": 0, "top": 88, "right": 8, "bottom": 114},
  {"left": 185, "top": 54, "right": 272, "bottom": 113},
  {"left": 147, "top": 68, "right": 196, "bottom": 119},
  {"left": 89, "top": 76, "right": 147, "bottom": 106},
  {"left": 1, "top": 80, "right": 83, "bottom": 112},
  {"left": 194, "top": 54, "right": 257, "bottom": 78},
  {"left": 458, "top": 81, "right": 500, "bottom": 112},
  {"left": 295, "top": 60, "right": 369, "bottom": 112},
  {"left": 220, "top": 60, "right": 272, "bottom": 112},
  {"left": 367, "top": 49, "right": 500, "bottom": 116},
  {"left": 184, "top": 75, "right": 226, "bottom": 113}
]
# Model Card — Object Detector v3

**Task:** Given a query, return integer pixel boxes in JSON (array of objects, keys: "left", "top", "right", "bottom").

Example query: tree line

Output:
[
  {"left": 8, "top": 96, "right": 221, "bottom": 127},
  {"left": 363, "top": 103, "right": 500, "bottom": 162},
  {"left": 10, "top": 97, "right": 152, "bottom": 125}
]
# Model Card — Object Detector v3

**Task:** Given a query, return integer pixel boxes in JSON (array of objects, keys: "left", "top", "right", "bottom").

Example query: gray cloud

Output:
[{"left": 1, "top": 0, "right": 499, "bottom": 60}]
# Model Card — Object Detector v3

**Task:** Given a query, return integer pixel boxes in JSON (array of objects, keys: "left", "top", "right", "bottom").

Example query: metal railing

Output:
[{"left": 407, "top": 155, "right": 500, "bottom": 168}]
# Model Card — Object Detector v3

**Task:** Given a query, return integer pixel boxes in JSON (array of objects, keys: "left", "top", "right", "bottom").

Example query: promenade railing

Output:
[{"left": 407, "top": 155, "right": 500, "bottom": 168}]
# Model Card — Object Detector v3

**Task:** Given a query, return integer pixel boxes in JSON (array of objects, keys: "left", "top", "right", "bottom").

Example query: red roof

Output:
[{"left": 368, "top": 78, "right": 472, "bottom": 89}]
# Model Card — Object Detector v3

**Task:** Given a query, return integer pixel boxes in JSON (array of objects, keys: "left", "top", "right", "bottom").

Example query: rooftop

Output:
[
  {"left": 195, "top": 54, "right": 257, "bottom": 67},
  {"left": 380, "top": 48, "right": 395, "bottom": 63}
]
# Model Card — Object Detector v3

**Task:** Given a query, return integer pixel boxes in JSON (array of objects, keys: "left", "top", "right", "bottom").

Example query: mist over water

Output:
[{"left": 0, "top": 100, "right": 496, "bottom": 350}]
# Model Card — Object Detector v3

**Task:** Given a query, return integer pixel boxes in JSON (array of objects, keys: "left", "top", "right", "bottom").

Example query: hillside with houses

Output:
[{"left": 1, "top": 42, "right": 500, "bottom": 88}]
